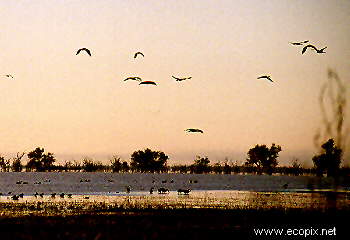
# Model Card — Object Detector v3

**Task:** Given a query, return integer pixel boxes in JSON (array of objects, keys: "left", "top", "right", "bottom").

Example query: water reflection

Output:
[{"left": 1, "top": 190, "right": 349, "bottom": 211}]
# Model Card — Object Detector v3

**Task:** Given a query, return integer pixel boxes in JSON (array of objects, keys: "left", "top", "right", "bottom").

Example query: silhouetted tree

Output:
[
  {"left": 26, "top": 147, "right": 56, "bottom": 171},
  {"left": 130, "top": 148, "right": 168, "bottom": 173},
  {"left": 223, "top": 162, "right": 233, "bottom": 174},
  {"left": 82, "top": 158, "right": 105, "bottom": 172},
  {"left": 223, "top": 158, "right": 236, "bottom": 174},
  {"left": 121, "top": 161, "right": 130, "bottom": 172},
  {"left": 42, "top": 152, "right": 55, "bottom": 171},
  {"left": 110, "top": 156, "right": 122, "bottom": 173},
  {"left": 212, "top": 163, "right": 223, "bottom": 174},
  {"left": 0, "top": 155, "right": 10, "bottom": 172},
  {"left": 63, "top": 160, "right": 82, "bottom": 172},
  {"left": 26, "top": 148, "right": 44, "bottom": 171},
  {"left": 245, "top": 143, "right": 282, "bottom": 175},
  {"left": 290, "top": 158, "right": 303, "bottom": 176},
  {"left": 312, "top": 138, "right": 342, "bottom": 177},
  {"left": 191, "top": 156, "right": 211, "bottom": 174},
  {"left": 11, "top": 152, "right": 25, "bottom": 172},
  {"left": 171, "top": 165, "right": 189, "bottom": 173}
]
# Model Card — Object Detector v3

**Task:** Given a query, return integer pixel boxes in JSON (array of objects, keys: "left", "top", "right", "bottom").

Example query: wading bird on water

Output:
[
  {"left": 301, "top": 45, "right": 327, "bottom": 54},
  {"left": 178, "top": 189, "right": 191, "bottom": 195},
  {"left": 134, "top": 52, "right": 144, "bottom": 58},
  {"left": 76, "top": 48, "right": 91, "bottom": 56},
  {"left": 257, "top": 75, "right": 273, "bottom": 82},
  {"left": 139, "top": 81, "right": 157, "bottom": 85},
  {"left": 172, "top": 76, "right": 192, "bottom": 81},
  {"left": 185, "top": 128, "right": 204, "bottom": 133}
]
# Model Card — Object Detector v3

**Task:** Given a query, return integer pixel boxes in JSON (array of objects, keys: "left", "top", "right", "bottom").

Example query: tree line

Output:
[{"left": 0, "top": 138, "right": 348, "bottom": 177}]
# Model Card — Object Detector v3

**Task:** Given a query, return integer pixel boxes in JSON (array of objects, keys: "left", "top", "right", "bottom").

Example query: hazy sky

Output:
[{"left": 1, "top": 0, "right": 349, "bottom": 166}]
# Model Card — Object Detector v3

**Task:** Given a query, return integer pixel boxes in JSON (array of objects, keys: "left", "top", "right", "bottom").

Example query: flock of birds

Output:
[
  {"left": 75, "top": 47, "right": 204, "bottom": 133},
  {"left": 74, "top": 40, "right": 326, "bottom": 132},
  {"left": 2, "top": 41, "right": 326, "bottom": 136},
  {"left": 257, "top": 40, "right": 326, "bottom": 83},
  {"left": 1, "top": 176, "right": 198, "bottom": 200}
]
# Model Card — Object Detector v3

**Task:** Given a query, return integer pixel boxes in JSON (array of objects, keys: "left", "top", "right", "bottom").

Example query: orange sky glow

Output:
[{"left": 1, "top": 0, "right": 349, "bottom": 166}]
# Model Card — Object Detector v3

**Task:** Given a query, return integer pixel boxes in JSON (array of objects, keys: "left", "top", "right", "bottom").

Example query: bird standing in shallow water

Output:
[{"left": 76, "top": 48, "right": 91, "bottom": 56}]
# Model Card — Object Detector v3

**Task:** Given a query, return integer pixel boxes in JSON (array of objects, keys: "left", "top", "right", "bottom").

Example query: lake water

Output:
[{"left": 1, "top": 172, "right": 349, "bottom": 210}]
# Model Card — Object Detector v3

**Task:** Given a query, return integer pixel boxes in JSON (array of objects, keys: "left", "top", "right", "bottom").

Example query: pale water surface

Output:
[{"left": 1, "top": 173, "right": 349, "bottom": 209}]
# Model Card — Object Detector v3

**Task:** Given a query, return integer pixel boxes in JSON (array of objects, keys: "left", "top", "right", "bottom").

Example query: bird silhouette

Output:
[
  {"left": 257, "top": 75, "right": 273, "bottom": 82},
  {"left": 172, "top": 76, "right": 192, "bottom": 81},
  {"left": 185, "top": 128, "right": 204, "bottom": 133},
  {"left": 289, "top": 40, "right": 309, "bottom": 45},
  {"left": 4, "top": 74, "right": 14, "bottom": 79},
  {"left": 139, "top": 81, "right": 157, "bottom": 85},
  {"left": 11, "top": 195, "right": 19, "bottom": 200},
  {"left": 302, "top": 45, "right": 327, "bottom": 54},
  {"left": 76, "top": 48, "right": 91, "bottom": 56},
  {"left": 134, "top": 52, "right": 144, "bottom": 58},
  {"left": 124, "top": 77, "right": 142, "bottom": 82},
  {"left": 149, "top": 187, "right": 154, "bottom": 194}
]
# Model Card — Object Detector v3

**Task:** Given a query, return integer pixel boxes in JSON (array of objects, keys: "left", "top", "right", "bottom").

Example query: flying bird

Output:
[
  {"left": 172, "top": 76, "right": 192, "bottom": 81},
  {"left": 185, "top": 128, "right": 204, "bottom": 133},
  {"left": 4, "top": 74, "right": 14, "bottom": 79},
  {"left": 76, "top": 48, "right": 91, "bottom": 56},
  {"left": 139, "top": 81, "right": 157, "bottom": 85},
  {"left": 124, "top": 77, "right": 142, "bottom": 82},
  {"left": 257, "top": 75, "right": 273, "bottom": 82},
  {"left": 301, "top": 45, "right": 327, "bottom": 54},
  {"left": 289, "top": 40, "right": 309, "bottom": 45},
  {"left": 134, "top": 51, "right": 144, "bottom": 58}
]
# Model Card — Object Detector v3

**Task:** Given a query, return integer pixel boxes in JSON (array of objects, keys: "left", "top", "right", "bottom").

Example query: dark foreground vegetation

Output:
[{"left": 0, "top": 207, "right": 347, "bottom": 239}]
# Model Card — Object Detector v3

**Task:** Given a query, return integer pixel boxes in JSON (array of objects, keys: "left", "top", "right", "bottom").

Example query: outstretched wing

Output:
[
  {"left": 76, "top": 48, "right": 91, "bottom": 56},
  {"left": 84, "top": 48, "right": 91, "bottom": 56},
  {"left": 185, "top": 128, "right": 203, "bottom": 133},
  {"left": 173, "top": 76, "right": 191, "bottom": 81},
  {"left": 290, "top": 40, "right": 309, "bottom": 45},
  {"left": 139, "top": 81, "right": 157, "bottom": 85},
  {"left": 5, "top": 74, "right": 14, "bottom": 79},
  {"left": 124, "top": 77, "right": 142, "bottom": 81},
  {"left": 290, "top": 42, "right": 302, "bottom": 45},
  {"left": 257, "top": 76, "right": 273, "bottom": 82},
  {"left": 302, "top": 44, "right": 317, "bottom": 54},
  {"left": 134, "top": 52, "right": 144, "bottom": 58}
]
